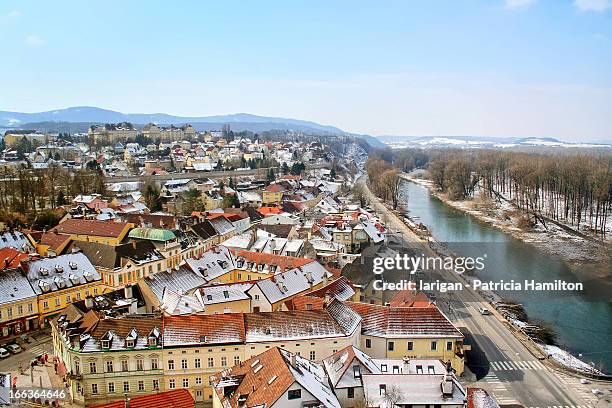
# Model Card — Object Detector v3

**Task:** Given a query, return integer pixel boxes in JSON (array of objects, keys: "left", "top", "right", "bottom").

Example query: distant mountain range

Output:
[
  {"left": 378, "top": 135, "right": 611, "bottom": 149},
  {"left": 0, "top": 106, "right": 344, "bottom": 133}
]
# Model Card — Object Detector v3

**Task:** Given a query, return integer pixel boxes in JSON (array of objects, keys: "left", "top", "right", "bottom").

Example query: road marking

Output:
[{"left": 490, "top": 361, "right": 500, "bottom": 370}]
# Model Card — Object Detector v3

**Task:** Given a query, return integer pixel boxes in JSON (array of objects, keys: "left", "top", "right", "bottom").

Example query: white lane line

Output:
[
  {"left": 507, "top": 360, "right": 518, "bottom": 370},
  {"left": 516, "top": 361, "right": 527, "bottom": 369},
  {"left": 490, "top": 361, "right": 500, "bottom": 370}
]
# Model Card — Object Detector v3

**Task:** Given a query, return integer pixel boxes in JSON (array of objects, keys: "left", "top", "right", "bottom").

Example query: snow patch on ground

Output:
[{"left": 538, "top": 344, "right": 604, "bottom": 375}]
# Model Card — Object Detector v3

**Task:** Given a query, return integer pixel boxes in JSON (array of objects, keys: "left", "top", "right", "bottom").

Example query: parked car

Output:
[
  {"left": 479, "top": 307, "right": 491, "bottom": 315},
  {"left": 0, "top": 348, "right": 9, "bottom": 358},
  {"left": 7, "top": 344, "right": 22, "bottom": 354}
]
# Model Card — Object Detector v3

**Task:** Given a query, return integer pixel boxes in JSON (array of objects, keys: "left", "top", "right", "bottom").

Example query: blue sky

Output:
[{"left": 1, "top": 0, "right": 611, "bottom": 142}]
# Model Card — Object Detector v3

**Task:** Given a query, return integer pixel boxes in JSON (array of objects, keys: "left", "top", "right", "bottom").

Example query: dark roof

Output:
[
  {"left": 125, "top": 213, "right": 176, "bottom": 229},
  {"left": 252, "top": 224, "right": 294, "bottom": 238},
  {"left": 190, "top": 220, "right": 218, "bottom": 240},
  {"left": 51, "top": 219, "right": 130, "bottom": 238},
  {"left": 244, "top": 206, "right": 264, "bottom": 221},
  {"left": 63, "top": 241, "right": 118, "bottom": 269},
  {"left": 115, "top": 240, "right": 161, "bottom": 264}
]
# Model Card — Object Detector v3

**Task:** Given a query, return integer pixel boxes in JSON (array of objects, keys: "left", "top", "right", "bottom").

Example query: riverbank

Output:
[{"left": 402, "top": 174, "right": 611, "bottom": 277}]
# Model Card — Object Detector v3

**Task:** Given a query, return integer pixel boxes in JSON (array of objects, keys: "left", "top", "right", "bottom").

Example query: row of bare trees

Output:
[
  {"left": 365, "top": 158, "right": 402, "bottom": 209},
  {"left": 0, "top": 164, "right": 106, "bottom": 220},
  {"left": 389, "top": 148, "right": 611, "bottom": 238}
]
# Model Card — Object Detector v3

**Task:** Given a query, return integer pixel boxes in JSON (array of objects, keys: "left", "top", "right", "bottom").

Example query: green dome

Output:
[{"left": 128, "top": 227, "right": 176, "bottom": 242}]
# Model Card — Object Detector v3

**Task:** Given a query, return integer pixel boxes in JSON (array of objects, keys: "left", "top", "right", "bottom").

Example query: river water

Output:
[{"left": 400, "top": 180, "right": 612, "bottom": 373}]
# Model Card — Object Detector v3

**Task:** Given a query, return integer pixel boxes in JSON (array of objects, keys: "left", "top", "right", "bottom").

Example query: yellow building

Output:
[
  {"left": 162, "top": 300, "right": 359, "bottom": 403},
  {"left": 24, "top": 252, "right": 106, "bottom": 326},
  {"left": 3, "top": 131, "right": 50, "bottom": 147},
  {"left": 88, "top": 123, "right": 137, "bottom": 144},
  {"left": 0, "top": 268, "right": 40, "bottom": 338},
  {"left": 50, "top": 219, "right": 133, "bottom": 246},
  {"left": 202, "top": 190, "right": 223, "bottom": 211},
  {"left": 262, "top": 183, "right": 285, "bottom": 204},
  {"left": 51, "top": 309, "right": 164, "bottom": 406},
  {"left": 346, "top": 301, "right": 466, "bottom": 375}
]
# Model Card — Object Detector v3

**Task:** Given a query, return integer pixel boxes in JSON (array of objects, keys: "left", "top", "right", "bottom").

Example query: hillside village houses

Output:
[{"left": 0, "top": 135, "right": 478, "bottom": 407}]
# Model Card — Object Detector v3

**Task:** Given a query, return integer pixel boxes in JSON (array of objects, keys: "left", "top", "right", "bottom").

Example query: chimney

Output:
[
  {"left": 290, "top": 353, "right": 297, "bottom": 368},
  {"left": 129, "top": 299, "right": 138, "bottom": 314},
  {"left": 124, "top": 285, "right": 133, "bottom": 299},
  {"left": 84, "top": 296, "right": 94, "bottom": 309}
]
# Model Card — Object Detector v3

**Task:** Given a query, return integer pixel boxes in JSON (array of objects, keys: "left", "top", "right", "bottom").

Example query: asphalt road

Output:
[{"left": 357, "top": 177, "right": 608, "bottom": 408}]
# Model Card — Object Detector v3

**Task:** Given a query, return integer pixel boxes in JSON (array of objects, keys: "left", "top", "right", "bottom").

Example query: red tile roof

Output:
[
  {"left": 389, "top": 291, "right": 434, "bottom": 308},
  {"left": 284, "top": 294, "right": 325, "bottom": 311},
  {"left": 51, "top": 219, "right": 131, "bottom": 238},
  {"left": 163, "top": 313, "right": 246, "bottom": 347},
  {"left": 39, "top": 231, "right": 72, "bottom": 251},
  {"left": 210, "top": 347, "right": 294, "bottom": 408},
  {"left": 345, "top": 301, "right": 463, "bottom": 339},
  {"left": 0, "top": 247, "right": 31, "bottom": 269},
  {"left": 258, "top": 206, "right": 282, "bottom": 216},
  {"left": 265, "top": 184, "right": 286, "bottom": 193},
  {"left": 88, "top": 389, "right": 194, "bottom": 408}
]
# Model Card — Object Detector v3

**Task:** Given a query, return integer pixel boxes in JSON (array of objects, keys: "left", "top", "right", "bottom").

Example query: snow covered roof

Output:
[
  {"left": 185, "top": 245, "right": 235, "bottom": 282},
  {"left": 251, "top": 261, "right": 329, "bottom": 305},
  {"left": 25, "top": 252, "right": 101, "bottom": 295}
]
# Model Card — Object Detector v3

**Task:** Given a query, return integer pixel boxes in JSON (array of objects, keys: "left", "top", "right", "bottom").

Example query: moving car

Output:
[
  {"left": 479, "top": 307, "right": 491, "bottom": 315},
  {"left": 0, "top": 348, "right": 9, "bottom": 358}
]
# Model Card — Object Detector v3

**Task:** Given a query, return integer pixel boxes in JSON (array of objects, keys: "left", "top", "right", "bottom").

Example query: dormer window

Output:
[
  {"left": 126, "top": 340, "right": 135, "bottom": 348},
  {"left": 55, "top": 265, "right": 64, "bottom": 273},
  {"left": 69, "top": 261, "right": 78, "bottom": 270},
  {"left": 148, "top": 337, "right": 157, "bottom": 347},
  {"left": 380, "top": 364, "right": 387, "bottom": 372},
  {"left": 353, "top": 365, "right": 361, "bottom": 378},
  {"left": 39, "top": 267, "right": 49, "bottom": 276},
  {"left": 101, "top": 340, "right": 110, "bottom": 349}
]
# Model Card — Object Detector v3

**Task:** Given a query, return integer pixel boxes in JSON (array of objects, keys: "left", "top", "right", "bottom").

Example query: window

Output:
[
  {"left": 195, "top": 377, "right": 202, "bottom": 385},
  {"left": 407, "top": 341, "right": 414, "bottom": 351},
  {"left": 168, "top": 359, "right": 175, "bottom": 370},
  {"left": 365, "top": 338, "right": 371, "bottom": 348},
  {"left": 43, "top": 301, "right": 48, "bottom": 310},
  {"left": 108, "top": 382, "right": 115, "bottom": 393},
  {"left": 347, "top": 387, "right": 355, "bottom": 399},
  {"left": 28, "top": 303, "right": 33, "bottom": 312},
  {"left": 152, "top": 380, "right": 159, "bottom": 390},
  {"left": 288, "top": 389, "right": 301, "bottom": 400},
  {"left": 182, "top": 378, "right": 189, "bottom": 388},
  {"left": 428, "top": 365, "right": 435, "bottom": 374},
  {"left": 379, "top": 384, "right": 386, "bottom": 396},
  {"left": 353, "top": 365, "right": 361, "bottom": 378},
  {"left": 388, "top": 341, "right": 394, "bottom": 351},
  {"left": 89, "top": 362, "right": 97, "bottom": 374},
  {"left": 309, "top": 351, "right": 316, "bottom": 361},
  {"left": 254, "top": 294, "right": 260, "bottom": 300},
  {"left": 123, "top": 381, "right": 130, "bottom": 392},
  {"left": 234, "top": 356, "right": 240, "bottom": 366},
  {"left": 101, "top": 340, "right": 110, "bottom": 349},
  {"left": 446, "top": 341, "right": 453, "bottom": 351},
  {"left": 380, "top": 364, "right": 387, "bottom": 373},
  {"left": 54, "top": 298, "right": 60, "bottom": 307},
  {"left": 66, "top": 295, "right": 71, "bottom": 303},
  {"left": 393, "top": 365, "right": 400, "bottom": 374},
  {"left": 74, "top": 360, "right": 80, "bottom": 375},
  {"left": 195, "top": 358, "right": 201, "bottom": 368},
  {"left": 416, "top": 365, "right": 423, "bottom": 374},
  {"left": 106, "top": 361, "right": 113, "bottom": 373},
  {"left": 431, "top": 341, "right": 437, "bottom": 351},
  {"left": 91, "top": 384, "right": 98, "bottom": 395},
  {"left": 138, "top": 381, "right": 145, "bottom": 392},
  {"left": 17, "top": 305, "right": 23, "bottom": 315},
  {"left": 181, "top": 359, "right": 188, "bottom": 369},
  {"left": 207, "top": 357, "right": 214, "bottom": 368},
  {"left": 151, "top": 358, "right": 158, "bottom": 370},
  {"left": 76, "top": 292, "right": 81, "bottom": 300},
  {"left": 121, "top": 360, "right": 129, "bottom": 372},
  {"left": 169, "top": 379, "right": 175, "bottom": 389},
  {"left": 136, "top": 359, "right": 143, "bottom": 371}
]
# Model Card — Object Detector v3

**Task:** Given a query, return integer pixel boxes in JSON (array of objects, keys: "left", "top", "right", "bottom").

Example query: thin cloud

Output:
[
  {"left": 574, "top": 0, "right": 611, "bottom": 12},
  {"left": 7, "top": 10, "right": 21, "bottom": 18},
  {"left": 504, "top": 0, "right": 536, "bottom": 10},
  {"left": 24, "top": 34, "right": 45, "bottom": 47}
]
